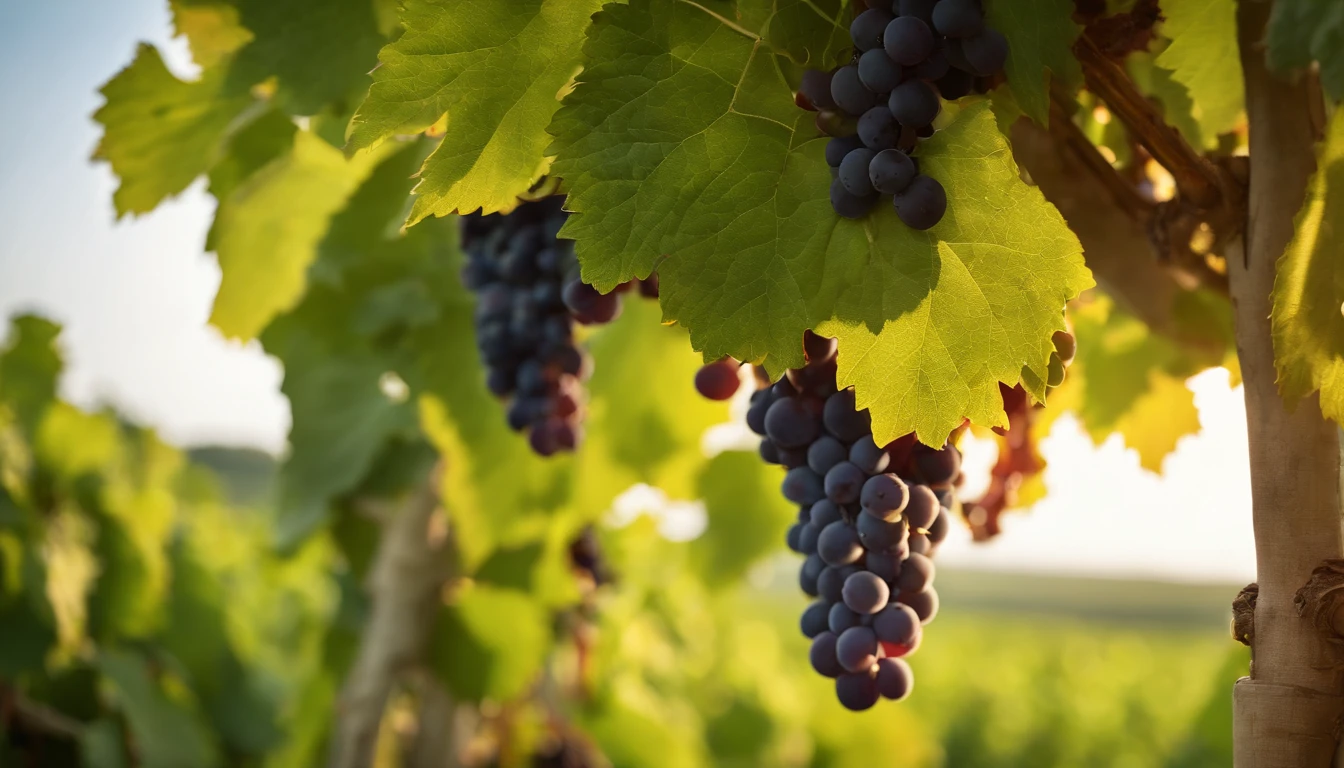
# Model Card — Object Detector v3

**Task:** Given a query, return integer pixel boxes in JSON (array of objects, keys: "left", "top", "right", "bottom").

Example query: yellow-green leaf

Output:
[
  {"left": 1273, "top": 110, "right": 1344, "bottom": 423},
  {"left": 209, "top": 131, "right": 393, "bottom": 339},
  {"left": 93, "top": 44, "right": 251, "bottom": 217},
  {"left": 347, "top": 0, "right": 605, "bottom": 219},
  {"left": 1156, "top": 0, "right": 1245, "bottom": 140}
]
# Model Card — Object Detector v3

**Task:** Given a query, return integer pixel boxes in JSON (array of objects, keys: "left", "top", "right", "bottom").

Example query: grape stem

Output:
[{"left": 1071, "top": 34, "right": 1231, "bottom": 211}]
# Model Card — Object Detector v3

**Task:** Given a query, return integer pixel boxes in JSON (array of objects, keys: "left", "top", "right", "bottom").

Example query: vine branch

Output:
[
  {"left": 1072, "top": 34, "right": 1226, "bottom": 210},
  {"left": 329, "top": 463, "right": 454, "bottom": 768},
  {"left": 0, "top": 686, "right": 85, "bottom": 740}
]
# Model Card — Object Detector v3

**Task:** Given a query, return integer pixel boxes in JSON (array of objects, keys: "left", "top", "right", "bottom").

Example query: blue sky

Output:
[
  {"left": 0, "top": 1, "right": 1257, "bottom": 582},
  {"left": 0, "top": 0, "right": 289, "bottom": 450}
]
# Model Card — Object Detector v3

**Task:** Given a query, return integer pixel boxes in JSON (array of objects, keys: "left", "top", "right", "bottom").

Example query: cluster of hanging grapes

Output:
[
  {"left": 797, "top": 0, "right": 1009, "bottom": 226},
  {"left": 696, "top": 335, "right": 958, "bottom": 710},
  {"left": 460, "top": 196, "right": 656, "bottom": 456}
]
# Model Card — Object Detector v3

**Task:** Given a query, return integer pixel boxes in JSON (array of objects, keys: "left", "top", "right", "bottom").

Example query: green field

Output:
[{"left": 747, "top": 568, "right": 1245, "bottom": 768}]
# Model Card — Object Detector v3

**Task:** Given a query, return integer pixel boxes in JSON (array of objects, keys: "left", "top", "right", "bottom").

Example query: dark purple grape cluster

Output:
[
  {"left": 798, "top": 0, "right": 1009, "bottom": 226},
  {"left": 461, "top": 197, "right": 656, "bottom": 456},
  {"left": 747, "top": 332, "right": 961, "bottom": 711}
]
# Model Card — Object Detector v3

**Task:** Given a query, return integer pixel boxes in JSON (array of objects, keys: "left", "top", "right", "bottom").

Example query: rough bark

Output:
[
  {"left": 329, "top": 468, "right": 453, "bottom": 768},
  {"left": 1232, "top": 3, "right": 1344, "bottom": 766}
]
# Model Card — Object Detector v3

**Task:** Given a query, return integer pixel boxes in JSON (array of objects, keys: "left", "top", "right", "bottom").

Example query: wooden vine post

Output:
[{"left": 1231, "top": 2, "right": 1344, "bottom": 765}]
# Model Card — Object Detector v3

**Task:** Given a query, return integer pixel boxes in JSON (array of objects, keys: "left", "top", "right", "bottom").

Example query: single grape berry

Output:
[
  {"left": 897, "top": 552, "right": 935, "bottom": 594},
  {"left": 861, "top": 473, "right": 909, "bottom": 519},
  {"left": 823, "top": 389, "right": 871, "bottom": 442},
  {"left": 1053, "top": 330, "right": 1077, "bottom": 364},
  {"left": 817, "top": 520, "right": 865, "bottom": 566},
  {"left": 810, "top": 632, "right": 845, "bottom": 678},
  {"left": 802, "top": 601, "right": 831, "bottom": 638},
  {"left": 842, "top": 570, "right": 891, "bottom": 614},
  {"left": 857, "top": 511, "right": 909, "bottom": 552},
  {"left": 851, "top": 8, "right": 895, "bottom": 51},
  {"left": 808, "top": 435, "right": 850, "bottom": 475},
  {"left": 873, "top": 603, "right": 921, "bottom": 647},
  {"left": 927, "top": 508, "right": 950, "bottom": 544},
  {"left": 801, "top": 68, "right": 838, "bottom": 109},
  {"left": 765, "top": 396, "right": 820, "bottom": 448},
  {"left": 1047, "top": 352, "right": 1067, "bottom": 387},
  {"left": 961, "top": 27, "right": 1009, "bottom": 76},
  {"left": 818, "top": 564, "right": 858, "bottom": 603},
  {"left": 694, "top": 358, "right": 741, "bottom": 401},
  {"left": 932, "top": 0, "right": 985, "bottom": 38},
  {"left": 800, "top": 553, "right": 826, "bottom": 596},
  {"left": 836, "top": 626, "right": 880, "bottom": 672},
  {"left": 786, "top": 522, "right": 804, "bottom": 553},
  {"left": 830, "top": 178, "right": 879, "bottom": 219},
  {"left": 875, "top": 658, "right": 914, "bottom": 700},
  {"left": 858, "top": 48, "right": 904, "bottom": 93},
  {"left": 836, "top": 671, "right": 882, "bottom": 711},
  {"left": 868, "top": 148, "right": 917, "bottom": 195},
  {"left": 831, "top": 65, "right": 878, "bottom": 116},
  {"left": 810, "top": 499, "right": 844, "bottom": 529},
  {"left": 798, "top": 522, "right": 821, "bottom": 555},
  {"left": 782, "top": 466, "right": 827, "bottom": 505},
  {"left": 902, "top": 483, "right": 940, "bottom": 529},
  {"left": 908, "top": 531, "right": 932, "bottom": 556},
  {"left": 893, "top": 174, "right": 947, "bottom": 230},
  {"left": 883, "top": 16, "right": 934, "bottom": 66},
  {"left": 825, "top": 134, "right": 865, "bottom": 167},
  {"left": 838, "top": 147, "right": 878, "bottom": 196},
  {"left": 914, "top": 443, "right": 960, "bottom": 486},
  {"left": 829, "top": 601, "right": 862, "bottom": 634},
  {"left": 824, "top": 461, "right": 868, "bottom": 505},
  {"left": 857, "top": 107, "right": 900, "bottom": 151},
  {"left": 888, "top": 79, "right": 941, "bottom": 129},
  {"left": 848, "top": 434, "right": 892, "bottom": 474},
  {"left": 897, "top": 586, "right": 940, "bottom": 624}
]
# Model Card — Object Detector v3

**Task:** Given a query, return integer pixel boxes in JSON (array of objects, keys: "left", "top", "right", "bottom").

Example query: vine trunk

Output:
[{"left": 1231, "top": 2, "right": 1344, "bottom": 765}]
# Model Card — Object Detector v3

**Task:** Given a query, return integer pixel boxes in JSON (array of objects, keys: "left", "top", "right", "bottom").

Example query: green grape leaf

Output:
[
  {"left": 204, "top": 108, "right": 298, "bottom": 251},
  {"left": 93, "top": 44, "right": 251, "bottom": 217},
  {"left": 1273, "top": 110, "right": 1344, "bottom": 423},
  {"left": 1069, "top": 294, "right": 1203, "bottom": 471},
  {"left": 429, "top": 585, "right": 551, "bottom": 702},
  {"left": 98, "top": 649, "right": 222, "bottom": 768},
  {"left": 691, "top": 450, "right": 796, "bottom": 588},
  {"left": 226, "top": 0, "right": 386, "bottom": 115},
  {"left": 210, "top": 131, "right": 393, "bottom": 340},
  {"left": 80, "top": 719, "right": 129, "bottom": 768},
  {"left": 0, "top": 315, "right": 63, "bottom": 438},
  {"left": 1267, "top": 0, "right": 1344, "bottom": 102},
  {"left": 161, "top": 539, "right": 282, "bottom": 755},
  {"left": 1156, "top": 0, "right": 1245, "bottom": 139},
  {"left": 985, "top": 0, "right": 1083, "bottom": 126},
  {"left": 551, "top": 0, "right": 1090, "bottom": 445},
  {"left": 347, "top": 0, "right": 606, "bottom": 219},
  {"left": 169, "top": 0, "right": 253, "bottom": 69},
  {"left": 272, "top": 355, "right": 419, "bottom": 549}
]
